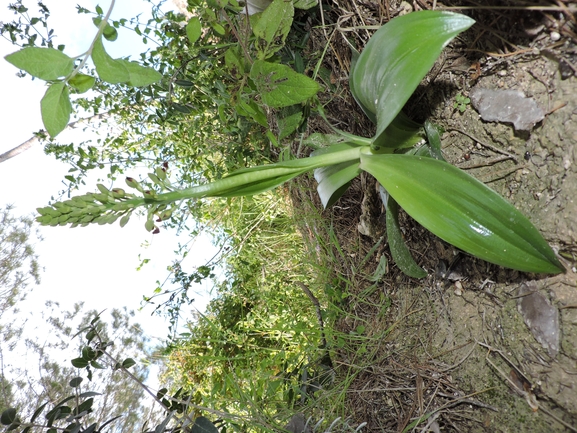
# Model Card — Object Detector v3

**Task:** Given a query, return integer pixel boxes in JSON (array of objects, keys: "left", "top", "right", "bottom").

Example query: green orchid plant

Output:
[{"left": 36, "top": 11, "right": 565, "bottom": 275}]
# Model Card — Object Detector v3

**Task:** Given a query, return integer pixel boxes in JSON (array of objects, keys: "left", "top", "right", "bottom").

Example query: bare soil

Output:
[{"left": 291, "top": 1, "right": 577, "bottom": 431}]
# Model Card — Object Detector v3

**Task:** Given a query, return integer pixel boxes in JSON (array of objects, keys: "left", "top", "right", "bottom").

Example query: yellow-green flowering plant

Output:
[{"left": 36, "top": 11, "right": 564, "bottom": 275}]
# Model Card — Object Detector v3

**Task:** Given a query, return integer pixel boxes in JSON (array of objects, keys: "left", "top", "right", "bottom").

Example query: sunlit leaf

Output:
[
  {"left": 350, "top": 11, "right": 475, "bottom": 147},
  {"left": 361, "top": 152, "right": 564, "bottom": 273},
  {"left": 41, "top": 82, "right": 72, "bottom": 138},
  {"left": 119, "top": 59, "right": 162, "bottom": 86},
  {"left": 250, "top": 60, "right": 319, "bottom": 108},
  {"left": 68, "top": 74, "right": 96, "bottom": 93},
  {"left": 5, "top": 47, "right": 73, "bottom": 80},
  {"left": 186, "top": 17, "right": 202, "bottom": 44},
  {"left": 91, "top": 37, "right": 129, "bottom": 84},
  {"left": 252, "top": 0, "right": 293, "bottom": 57}
]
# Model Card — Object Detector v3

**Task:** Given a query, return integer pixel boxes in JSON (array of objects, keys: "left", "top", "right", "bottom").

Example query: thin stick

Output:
[
  {"left": 439, "top": 342, "right": 477, "bottom": 372},
  {"left": 449, "top": 128, "right": 519, "bottom": 163},
  {"left": 459, "top": 155, "right": 516, "bottom": 169},
  {"left": 438, "top": 6, "right": 572, "bottom": 11}
]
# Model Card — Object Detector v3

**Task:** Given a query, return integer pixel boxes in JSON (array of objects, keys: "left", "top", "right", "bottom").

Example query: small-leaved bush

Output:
[{"left": 163, "top": 191, "right": 326, "bottom": 424}]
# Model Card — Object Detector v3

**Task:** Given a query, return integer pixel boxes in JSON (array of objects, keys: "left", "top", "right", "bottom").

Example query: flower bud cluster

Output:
[
  {"left": 36, "top": 166, "right": 176, "bottom": 232},
  {"left": 36, "top": 184, "right": 137, "bottom": 228}
]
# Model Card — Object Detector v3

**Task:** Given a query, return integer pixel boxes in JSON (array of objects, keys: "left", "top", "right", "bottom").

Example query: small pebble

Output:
[
  {"left": 454, "top": 281, "right": 463, "bottom": 296},
  {"left": 550, "top": 31, "right": 561, "bottom": 42}
]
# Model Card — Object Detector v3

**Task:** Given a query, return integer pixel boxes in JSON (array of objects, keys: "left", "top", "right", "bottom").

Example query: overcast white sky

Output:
[{"left": 0, "top": 0, "right": 217, "bottom": 348}]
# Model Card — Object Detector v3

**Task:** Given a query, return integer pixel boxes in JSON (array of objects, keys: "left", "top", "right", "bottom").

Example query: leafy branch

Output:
[
  {"left": 3, "top": 0, "right": 161, "bottom": 137},
  {"left": 0, "top": 313, "right": 225, "bottom": 433}
]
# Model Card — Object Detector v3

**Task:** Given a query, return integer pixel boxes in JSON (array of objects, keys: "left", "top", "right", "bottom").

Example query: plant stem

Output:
[{"left": 68, "top": 0, "right": 116, "bottom": 81}]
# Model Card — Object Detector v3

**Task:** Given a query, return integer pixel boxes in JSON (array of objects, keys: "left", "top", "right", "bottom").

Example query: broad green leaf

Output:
[
  {"left": 350, "top": 11, "right": 475, "bottom": 147},
  {"left": 71, "top": 357, "right": 89, "bottom": 368},
  {"left": 174, "top": 79, "right": 194, "bottom": 88},
  {"left": 211, "top": 22, "right": 226, "bottom": 36},
  {"left": 78, "top": 392, "right": 101, "bottom": 398},
  {"left": 383, "top": 191, "right": 427, "bottom": 278},
  {"left": 360, "top": 152, "right": 564, "bottom": 274},
  {"left": 91, "top": 37, "right": 129, "bottom": 84},
  {"left": 118, "top": 59, "right": 162, "bottom": 86},
  {"left": 68, "top": 73, "right": 95, "bottom": 93},
  {"left": 41, "top": 82, "right": 72, "bottom": 138},
  {"left": 1, "top": 409, "right": 17, "bottom": 426},
  {"left": 186, "top": 17, "right": 202, "bottom": 44},
  {"left": 250, "top": 60, "right": 319, "bottom": 108},
  {"left": 224, "top": 45, "right": 249, "bottom": 74},
  {"left": 206, "top": 0, "right": 228, "bottom": 7},
  {"left": 191, "top": 416, "right": 219, "bottom": 433},
  {"left": 252, "top": 0, "right": 293, "bottom": 57},
  {"left": 75, "top": 398, "right": 94, "bottom": 413},
  {"left": 122, "top": 358, "right": 136, "bottom": 368},
  {"left": 69, "top": 377, "right": 83, "bottom": 388},
  {"left": 5, "top": 47, "right": 74, "bottom": 80}
]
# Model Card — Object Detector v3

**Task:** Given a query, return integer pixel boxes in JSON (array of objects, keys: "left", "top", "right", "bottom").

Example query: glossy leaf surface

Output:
[
  {"left": 314, "top": 161, "right": 361, "bottom": 208},
  {"left": 312, "top": 142, "right": 362, "bottom": 207},
  {"left": 361, "top": 153, "right": 564, "bottom": 274},
  {"left": 350, "top": 11, "right": 475, "bottom": 147}
]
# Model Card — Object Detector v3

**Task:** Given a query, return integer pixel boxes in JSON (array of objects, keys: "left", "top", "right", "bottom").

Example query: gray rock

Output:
[
  {"left": 517, "top": 282, "right": 560, "bottom": 357},
  {"left": 469, "top": 87, "right": 545, "bottom": 132},
  {"left": 284, "top": 413, "right": 312, "bottom": 433}
]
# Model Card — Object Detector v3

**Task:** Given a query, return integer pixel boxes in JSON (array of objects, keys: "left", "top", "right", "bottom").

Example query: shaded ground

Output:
[{"left": 289, "top": 1, "right": 577, "bottom": 431}]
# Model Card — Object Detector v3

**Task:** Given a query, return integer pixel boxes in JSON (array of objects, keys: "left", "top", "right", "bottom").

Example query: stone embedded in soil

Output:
[
  {"left": 284, "top": 413, "right": 311, "bottom": 433},
  {"left": 517, "top": 282, "right": 560, "bottom": 357},
  {"left": 469, "top": 87, "right": 545, "bottom": 132}
]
